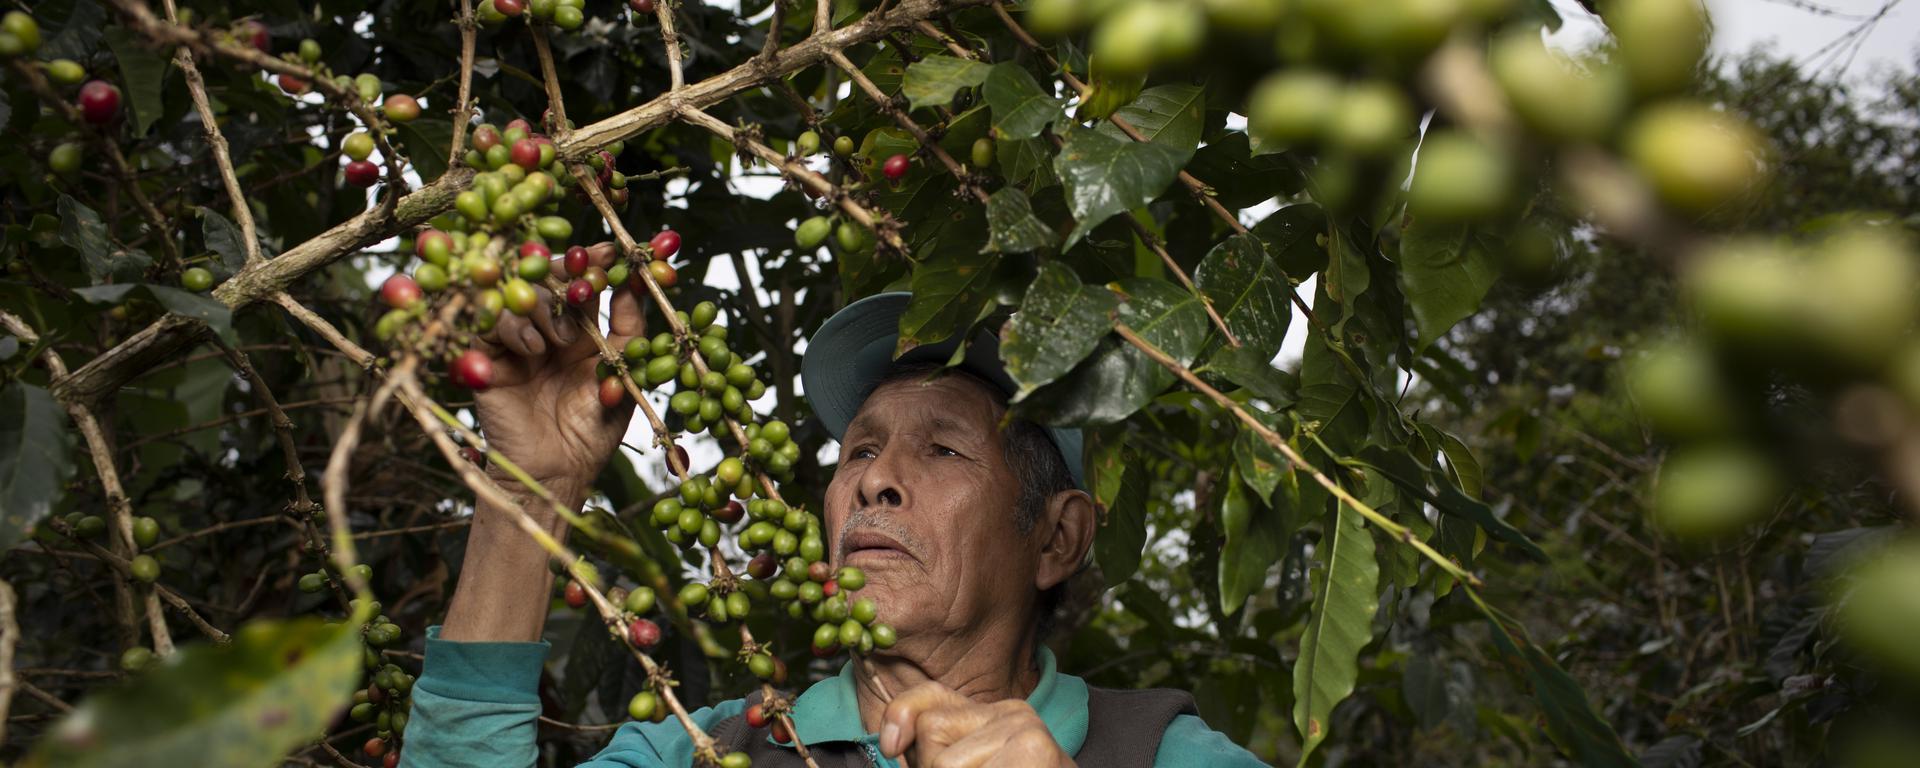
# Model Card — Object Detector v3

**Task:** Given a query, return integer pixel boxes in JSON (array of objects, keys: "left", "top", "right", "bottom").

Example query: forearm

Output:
[{"left": 440, "top": 472, "right": 584, "bottom": 643}]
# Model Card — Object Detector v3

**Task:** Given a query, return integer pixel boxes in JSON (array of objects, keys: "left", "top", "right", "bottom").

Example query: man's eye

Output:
[
  {"left": 851, "top": 446, "right": 878, "bottom": 460},
  {"left": 933, "top": 445, "right": 959, "bottom": 457}
]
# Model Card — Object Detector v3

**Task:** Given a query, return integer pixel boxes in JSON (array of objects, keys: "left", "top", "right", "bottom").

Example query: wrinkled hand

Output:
[
  {"left": 879, "top": 682, "right": 1076, "bottom": 768},
  {"left": 470, "top": 242, "right": 643, "bottom": 496}
]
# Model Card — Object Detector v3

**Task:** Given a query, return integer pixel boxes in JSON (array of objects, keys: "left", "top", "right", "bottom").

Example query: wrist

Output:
[{"left": 481, "top": 467, "right": 590, "bottom": 515}]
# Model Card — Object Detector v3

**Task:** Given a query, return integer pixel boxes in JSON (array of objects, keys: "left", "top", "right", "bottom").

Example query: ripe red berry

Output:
[
  {"left": 808, "top": 561, "right": 832, "bottom": 583},
  {"left": 278, "top": 73, "right": 308, "bottom": 95},
  {"left": 344, "top": 160, "right": 380, "bottom": 188},
  {"left": 369, "top": 683, "right": 387, "bottom": 704},
  {"left": 564, "top": 245, "right": 589, "bottom": 277},
  {"left": 78, "top": 80, "right": 120, "bottom": 124},
  {"left": 417, "top": 229, "right": 454, "bottom": 259},
  {"left": 494, "top": 0, "right": 526, "bottom": 16},
  {"left": 473, "top": 125, "right": 502, "bottom": 153},
  {"left": 506, "top": 118, "right": 534, "bottom": 136},
  {"left": 715, "top": 499, "right": 746, "bottom": 526},
  {"left": 450, "top": 349, "right": 495, "bottom": 390},
  {"left": 883, "top": 153, "right": 910, "bottom": 181},
  {"left": 631, "top": 0, "right": 657, "bottom": 14},
  {"left": 599, "top": 375, "right": 626, "bottom": 408},
  {"left": 771, "top": 656, "right": 788, "bottom": 685},
  {"left": 460, "top": 446, "right": 486, "bottom": 466},
  {"left": 380, "top": 274, "right": 423, "bottom": 309},
  {"left": 771, "top": 718, "right": 793, "bottom": 743},
  {"left": 670, "top": 444, "right": 689, "bottom": 472},
  {"left": 564, "top": 580, "right": 588, "bottom": 609},
  {"left": 747, "top": 552, "right": 777, "bottom": 580},
  {"left": 628, "top": 617, "right": 661, "bottom": 648},
  {"left": 518, "top": 240, "right": 550, "bottom": 262},
  {"left": 649, "top": 230, "right": 681, "bottom": 260},
  {"left": 363, "top": 738, "right": 387, "bottom": 758},
  {"left": 822, "top": 579, "right": 839, "bottom": 598},
  {"left": 566, "top": 279, "right": 593, "bottom": 306},
  {"left": 384, "top": 751, "right": 400, "bottom": 768},
  {"left": 510, "top": 138, "right": 541, "bottom": 171},
  {"left": 241, "top": 20, "right": 270, "bottom": 52},
  {"left": 746, "top": 703, "right": 770, "bottom": 728}
]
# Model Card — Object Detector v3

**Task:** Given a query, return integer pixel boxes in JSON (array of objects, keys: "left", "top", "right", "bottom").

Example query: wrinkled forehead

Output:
[{"left": 845, "top": 371, "right": 1008, "bottom": 440}]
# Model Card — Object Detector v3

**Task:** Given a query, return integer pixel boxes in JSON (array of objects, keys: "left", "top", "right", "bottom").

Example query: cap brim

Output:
[{"left": 802, "top": 292, "right": 1086, "bottom": 490}]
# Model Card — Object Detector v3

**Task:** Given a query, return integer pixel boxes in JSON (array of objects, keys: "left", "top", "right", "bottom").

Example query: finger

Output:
[
  {"left": 494, "top": 309, "right": 546, "bottom": 358},
  {"left": 610, "top": 283, "right": 646, "bottom": 338},
  {"left": 528, "top": 284, "right": 580, "bottom": 348},
  {"left": 588, "top": 241, "right": 620, "bottom": 270},
  {"left": 880, "top": 682, "right": 976, "bottom": 757},
  {"left": 922, "top": 722, "right": 1013, "bottom": 768}
]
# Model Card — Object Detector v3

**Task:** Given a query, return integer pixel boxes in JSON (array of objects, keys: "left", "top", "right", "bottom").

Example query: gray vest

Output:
[{"left": 708, "top": 685, "right": 1199, "bottom": 768}]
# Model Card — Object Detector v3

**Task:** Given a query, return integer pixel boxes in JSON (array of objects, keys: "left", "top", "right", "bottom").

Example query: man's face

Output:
[{"left": 824, "top": 373, "right": 1035, "bottom": 649}]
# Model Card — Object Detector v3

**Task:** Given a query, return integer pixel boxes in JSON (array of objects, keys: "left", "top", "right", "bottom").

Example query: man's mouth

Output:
[{"left": 840, "top": 530, "right": 916, "bottom": 564}]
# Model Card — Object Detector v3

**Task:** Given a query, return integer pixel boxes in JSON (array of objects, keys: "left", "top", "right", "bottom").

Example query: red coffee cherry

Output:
[
  {"left": 822, "top": 579, "right": 839, "bottom": 598},
  {"left": 747, "top": 552, "right": 777, "bottom": 580},
  {"left": 78, "top": 80, "right": 121, "bottom": 124},
  {"left": 628, "top": 617, "right": 661, "bottom": 648},
  {"left": 631, "top": 0, "right": 657, "bottom": 14},
  {"left": 363, "top": 738, "right": 387, "bottom": 758},
  {"left": 564, "top": 245, "right": 590, "bottom": 277},
  {"left": 380, "top": 274, "right": 423, "bottom": 309},
  {"left": 278, "top": 73, "right": 308, "bottom": 95},
  {"left": 494, "top": 0, "right": 525, "bottom": 16},
  {"left": 384, "top": 751, "right": 400, "bottom": 768},
  {"left": 510, "top": 138, "right": 541, "bottom": 171},
  {"left": 566, "top": 279, "right": 593, "bottom": 306},
  {"left": 714, "top": 499, "right": 746, "bottom": 525},
  {"left": 564, "top": 580, "right": 588, "bottom": 609},
  {"left": 649, "top": 230, "right": 681, "bottom": 260},
  {"left": 450, "top": 349, "right": 495, "bottom": 390},
  {"left": 384, "top": 93, "right": 421, "bottom": 122},
  {"left": 746, "top": 703, "right": 770, "bottom": 728},
  {"left": 344, "top": 160, "right": 380, "bottom": 188},
  {"left": 473, "top": 125, "right": 502, "bottom": 153},
  {"left": 882, "top": 153, "right": 910, "bottom": 181},
  {"left": 599, "top": 375, "right": 626, "bottom": 408},
  {"left": 240, "top": 20, "right": 270, "bottom": 52}
]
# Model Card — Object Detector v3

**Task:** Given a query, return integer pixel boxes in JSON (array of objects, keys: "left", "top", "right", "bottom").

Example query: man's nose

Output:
[{"left": 856, "top": 447, "right": 907, "bottom": 509}]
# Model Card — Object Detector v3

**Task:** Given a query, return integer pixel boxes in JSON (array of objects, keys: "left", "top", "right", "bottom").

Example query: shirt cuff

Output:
[{"left": 415, "top": 624, "right": 551, "bottom": 705}]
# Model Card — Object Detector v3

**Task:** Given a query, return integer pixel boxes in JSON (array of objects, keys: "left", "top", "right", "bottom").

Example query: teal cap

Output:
[{"left": 801, "top": 292, "right": 1086, "bottom": 490}]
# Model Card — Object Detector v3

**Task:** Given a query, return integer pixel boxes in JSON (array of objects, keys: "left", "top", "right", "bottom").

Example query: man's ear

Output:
[{"left": 1034, "top": 489, "right": 1096, "bottom": 592}]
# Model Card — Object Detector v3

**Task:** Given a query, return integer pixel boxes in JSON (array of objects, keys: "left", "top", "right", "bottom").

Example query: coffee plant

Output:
[{"left": 1, "top": 0, "right": 1916, "bottom": 765}]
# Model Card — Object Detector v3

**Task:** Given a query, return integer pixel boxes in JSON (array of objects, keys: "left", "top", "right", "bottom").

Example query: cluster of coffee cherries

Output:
[
  {"left": 3, "top": 10, "right": 121, "bottom": 173},
  {"left": 253, "top": 34, "right": 424, "bottom": 190},
  {"left": 478, "top": 0, "right": 591, "bottom": 31},
  {"left": 345, "top": 598, "right": 415, "bottom": 767},
  {"left": 42, "top": 514, "right": 163, "bottom": 595}
]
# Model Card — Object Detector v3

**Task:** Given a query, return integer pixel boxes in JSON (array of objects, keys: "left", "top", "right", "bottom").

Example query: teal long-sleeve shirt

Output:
[{"left": 399, "top": 626, "right": 1267, "bottom": 767}]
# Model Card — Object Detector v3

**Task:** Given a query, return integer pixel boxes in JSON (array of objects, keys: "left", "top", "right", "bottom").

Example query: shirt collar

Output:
[{"left": 783, "top": 645, "right": 1089, "bottom": 755}]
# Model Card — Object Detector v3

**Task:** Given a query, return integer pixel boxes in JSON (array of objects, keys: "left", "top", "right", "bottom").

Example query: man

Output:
[{"left": 402, "top": 280, "right": 1266, "bottom": 767}]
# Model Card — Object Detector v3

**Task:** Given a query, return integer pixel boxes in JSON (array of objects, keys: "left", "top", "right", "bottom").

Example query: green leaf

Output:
[
  {"left": 200, "top": 208, "right": 248, "bottom": 275},
  {"left": 983, "top": 63, "right": 1065, "bottom": 141},
  {"left": 1016, "top": 278, "right": 1206, "bottom": 426},
  {"left": 1293, "top": 499, "right": 1379, "bottom": 765},
  {"left": 1467, "top": 589, "right": 1637, "bottom": 767},
  {"left": 59, "top": 195, "right": 113, "bottom": 281},
  {"left": 1055, "top": 127, "right": 1186, "bottom": 249},
  {"left": 1203, "top": 344, "right": 1297, "bottom": 406},
  {"left": 1355, "top": 445, "right": 1546, "bottom": 561},
  {"left": 25, "top": 618, "right": 365, "bottom": 768},
  {"left": 1091, "top": 438, "right": 1149, "bottom": 584},
  {"left": 1420, "top": 423, "right": 1485, "bottom": 499},
  {"left": 997, "top": 136, "right": 1056, "bottom": 188},
  {"left": 103, "top": 27, "right": 167, "bottom": 137},
  {"left": 903, "top": 55, "right": 991, "bottom": 111},
  {"left": 896, "top": 236, "right": 1001, "bottom": 357},
  {"left": 147, "top": 285, "right": 235, "bottom": 340},
  {"left": 1001, "top": 262, "right": 1117, "bottom": 399},
  {"left": 1189, "top": 133, "right": 1306, "bottom": 209},
  {"left": 0, "top": 383, "right": 74, "bottom": 550},
  {"left": 1400, "top": 220, "right": 1500, "bottom": 352},
  {"left": 983, "top": 187, "right": 1058, "bottom": 254},
  {"left": 1094, "top": 84, "right": 1206, "bottom": 166},
  {"left": 1234, "top": 415, "right": 1291, "bottom": 504},
  {"left": 1196, "top": 233, "right": 1293, "bottom": 360},
  {"left": 393, "top": 118, "right": 454, "bottom": 183},
  {"left": 1220, "top": 465, "right": 1289, "bottom": 615},
  {"left": 1075, "top": 70, "right": 1144, "bottom": 122},
  {"left": 1251, "top": 203, "right": 1328, "bottom": 279}
]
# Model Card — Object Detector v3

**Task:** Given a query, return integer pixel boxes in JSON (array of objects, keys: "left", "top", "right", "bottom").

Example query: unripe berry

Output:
[
  {"left": 129, "top": 554, "right": 160, "bottom": 582},
  {"left": 298, "top": 38, "right": 322, "bottom": 64},
  {"left": 344, "top": 132, "right": 376, "bottom": 162},
  {"left": 628, "top": 691, "right": 659, "bottom": 721},
  {"left": 45, "top": 59, "right": 86, "bottom": 85},
  {"left": 833, "top": 135, "right": 855, "bottom": 156},
  {"left": 647, "top": 260, "right": 677, "bottom": 288},
  {"left": 181, "top": 267, "right": 215, "bottom": 293},
  {"left": 384, "top": 94, "right": 421, "bottom": 122}
]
